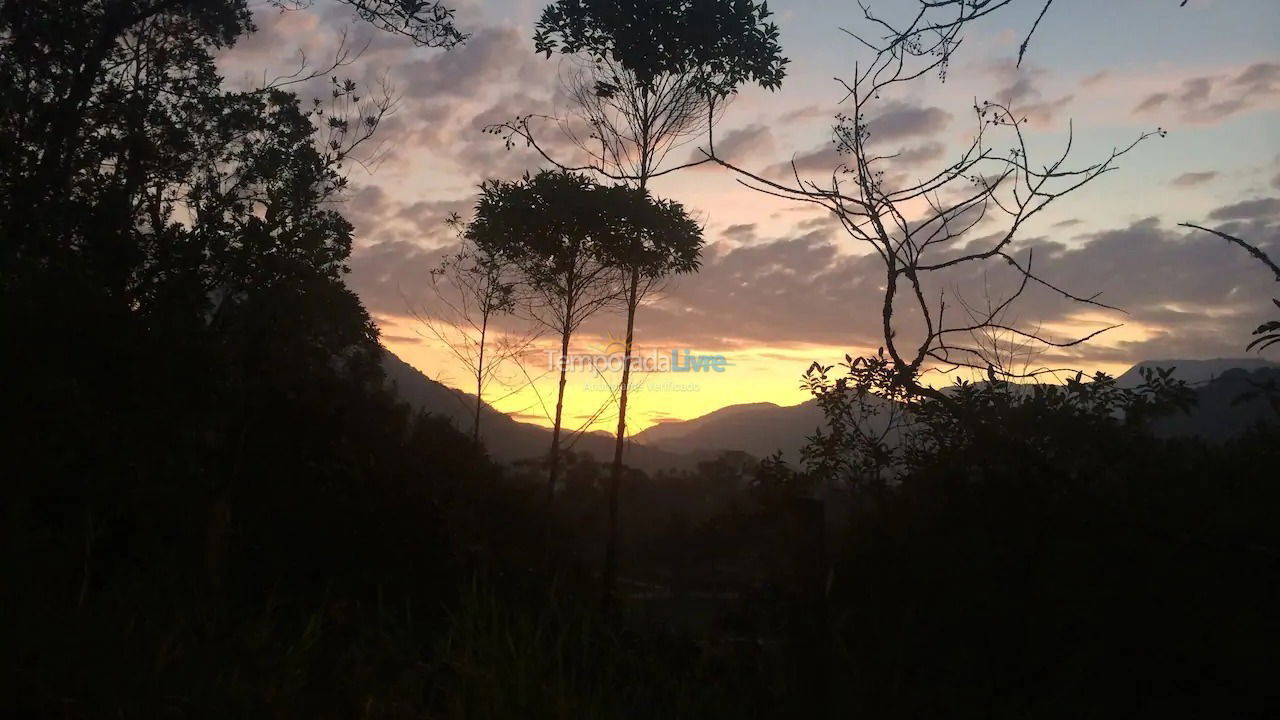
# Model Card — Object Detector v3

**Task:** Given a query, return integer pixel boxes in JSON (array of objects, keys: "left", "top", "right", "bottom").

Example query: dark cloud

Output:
[
  {"left": 602, "top": 229, "right": 887, "bottom": 351},
  {"left": 763, "top": 143, "right": 844, "bottom": 179},
  {"left": 1134, "top": 92, "right": 1169, "bottom": 113},
  {"left": 344, "top": 184, "right": 390, "bottom": 226},
  {"left": 692, "top": 124, "right": 776, "bottom": 166},
  {"left": 351, "top": 200, "right": 1280, "bottom": 372},
  {"left": 986, "top": 61, "right": 1073, "bottom": 126},
  {"left": 347, "top": 239, "right": 452, "bottom": 317},
  {"left": 1014, "top": 217, "right": 1280, "bottom": 364},
  {"left": 798, "top": 214, "right": 839, "bottom": 232},
  {"left": 1179, "top": 77, "right": 1214, "bottom": 105},
  {"left": 1053, "top": 219, "right": 1084, "bottom": 229},
  {"left": 722, "top": 223, "right": 758, "bottom": 241},
  {"left": 396, "top": 197, "right": 476, "bottom": 236},
  {"left": 557, "top": 209, "right": 1280, "bottom": 369},
  {"left": 1172, "top": 171, "right": 1218, "bottom": 187},
  {"left": 760, "top": 121, "right": 945, "bottom": 181},
  {"left": 894, "top": 142, "right": 946, "bottom": 167},
  {"left": 399, "top": 27, "right": 530, "bottom": 100},
  {"left": 1231, "top": 62, "right": 1280, "bottom": 92},
  {"left": 1133, "top": 62, "right": 1280, "bottom": 123},
  {"left": 866, "top": 101, "right": 951, "bottom": 142},
  {"left": 778, "top": 105, "right": 830, "bottom": 124},
  {"left": 1208, "top": 197, "right": 1280, "bottom": 222},
  {"left": 445, "top": 93, "right": 592, "bottom": 181},
  {"left": 1081, "top": 71, "right": 1109, "bottom": 87},
  {"left": 342, "top": 184, "right": 476, "bottom": 253}
]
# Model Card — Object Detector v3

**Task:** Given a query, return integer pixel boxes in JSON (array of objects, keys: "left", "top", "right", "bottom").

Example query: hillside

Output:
[
  {"left": 381, "top": 349, "right": 702, "bottom": 472},
  {"left": 632, "top": 399, "right": 827, "bottom": 462},
  {"left": 628, "top": 358, "right": 1279, "bottom": 460},
  {"left": 1115, "top": 357, "right": 1278, "bottom": 387}
]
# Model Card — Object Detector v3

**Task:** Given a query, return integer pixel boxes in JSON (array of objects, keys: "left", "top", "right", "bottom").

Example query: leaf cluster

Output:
[
  {"left": 464, "top": 169, "right": 703, "bottom": 290},
  {"left": 534, "top": 0, "right": 788, "bottom": 97}
]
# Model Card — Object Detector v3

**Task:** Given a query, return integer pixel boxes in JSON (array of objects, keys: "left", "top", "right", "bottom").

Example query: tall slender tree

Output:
[
  {"left": 408, "top": 221, "right": 539, "bottom": 447},
  {"left": 595, "top": 195, "right": 702, "bottom": 604},
  {"left": 463, "top": 170, "right": 623, "bottom": 504},
  {"left": 492, "top": 0, "right": 788, "bottom": 603}
]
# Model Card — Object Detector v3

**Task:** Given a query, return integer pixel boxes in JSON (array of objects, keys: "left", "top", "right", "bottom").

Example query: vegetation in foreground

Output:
[{"left": 2, "top": 0, "right": 1277, "bottom": 717}]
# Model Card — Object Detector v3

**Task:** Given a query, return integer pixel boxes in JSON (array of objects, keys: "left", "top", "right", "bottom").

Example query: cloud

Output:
[
  {"left": 231, "top": 2, "right": 1280, "bottom": 374},
  {"left": 1179, "top": 77, "right": 1214, "bottom": 105},
  {"left": 1013, "top": 216, "right": 1280, "bottom": 364},
  {"left": 1081, "top": 71, "right": 1109, "bottom": 88},
  {"left": 1133, "top": 61, "right": 1280, "bottom": 123},
  {"left": 722, "top": 223, "right": 758, "bottom": 241},
  {"left": 778, "top": 105, "right": 831, "bottom": 124},
  {"left": 342, "top": 183, "right": 475, "bottom": 254},
  {"left": 865, "top": 101, "right": 951, "bottom": 142},
  {"left": 757, "top": 102, "right": 950, "bottom": 180},
  {"left": 351, "top": 194, "right": 1280, "bottom": 374},
  {"left": 759, "top": 108, "right": 948, "bottom": 181},
  {"left": 445, "top": 93, "right": 566, "bottom": 180},
  {"left": 693, "top": 123, "right": 776, "bottom": 166},
  {"left": 559, "top": 207, "right": 1280, "bottom": 370},
  {"left": 606, "top": 229, "right": 888, "bottom": 351},
  {"left": 398, "top": 26, "right": 531, "bottom": 100},
  {"left": 1232, "top": 62, "right": 1280, "bottom": 92},
  {"left": 1172, "top": 171, "right": 1218, "bottom": 187},
  {"left": 894, "top": 142, "right": 946, "bottom": 167},
  {"left": 396, "top": 197, "right": 476, "bottom": 236},
  {"left": 347, "top": 239, "right": 452, "bottom": 317},
  {"left": 1208, "top": 197, "right": 1280, "bottom": 222},
  {"left": 763, "top": 143, "right": 845, "bottom": 179},
  {"left": 1134, "top": 92, "right": 1170, "bottom": 113},
  {"left": 344, "top": 183, "right": 390, "bottom": 227},
  {"left": 985, "top": 61, "right": 1073, "bottom": 126}
]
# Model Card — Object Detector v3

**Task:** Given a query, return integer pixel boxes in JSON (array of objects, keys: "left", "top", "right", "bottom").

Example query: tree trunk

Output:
[
  {"left": 546, "top": 325, "right": 572, "bottom": 505},
  {"left": 472, "top": 313, "right": 488, "bottom": 447},
  {"left": 602, "top": 268, "right": 640, "bottom": 608}
]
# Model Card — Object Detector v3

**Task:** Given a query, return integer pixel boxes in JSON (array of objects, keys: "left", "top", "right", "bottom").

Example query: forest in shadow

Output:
[{"left": 2, "top": 1, "right": 1278, "bottom": 717}]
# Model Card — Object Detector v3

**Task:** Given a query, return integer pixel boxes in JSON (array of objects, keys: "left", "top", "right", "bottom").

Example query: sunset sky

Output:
[{"left": 220, "top": 0, "right": 1279, "bottom": 433}]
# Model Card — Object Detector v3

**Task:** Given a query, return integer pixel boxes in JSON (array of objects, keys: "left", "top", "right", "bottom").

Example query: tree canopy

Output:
[{"left": 534, "top": 0, "right": 788, "bottom": 98}]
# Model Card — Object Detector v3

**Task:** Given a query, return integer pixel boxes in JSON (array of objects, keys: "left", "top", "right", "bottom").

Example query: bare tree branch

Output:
[{"left": 1180, "top": 223, "right": 1280, "bottom": 282}]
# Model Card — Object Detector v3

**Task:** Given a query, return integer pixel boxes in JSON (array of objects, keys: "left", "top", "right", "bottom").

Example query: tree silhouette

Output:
[
  {"left": 463, "top": 170, "right": 625, "bottom": 504},
  {"left": 322, "top": 0, "right": 467, "bottom": 47},
  {"left": 0, "top": 3, "right": 476, "bottom": 701},
  {"left": 408, "top": 224, "right": 541, "bottom": 447},
  {"left": 704, "top": 1, "right": 1162, "bottom": 404},
  {"left": 595, "top": 193, "right": 702, "bottom": 607},
  {"left": 490, "top": 0, "right": 787, "bottom": 604}
]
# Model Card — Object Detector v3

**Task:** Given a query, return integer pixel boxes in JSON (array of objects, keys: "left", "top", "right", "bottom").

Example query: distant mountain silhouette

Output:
[
  {"left": 381, "top": 349, "right": 703, "bottom": 472},
  {"left": 633, "top": 400, "right": 827, "bottom": 462},
  {"left": 1115, "top": 357, "right": 1278, "bottom": 387},
  {"left": 1149, "top": 365, "right": 1279, "bottom": 441},
  {"left": 386, "top": 351, "right": 1277, "bottom": 468},
  {"left": 632, "top": 358, "right": 1279, "bottom": 458}
]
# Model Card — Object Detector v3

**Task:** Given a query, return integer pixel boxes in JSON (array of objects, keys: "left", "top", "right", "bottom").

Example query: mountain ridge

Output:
[
  {"left": 381, "top": 349, "right": 709, "bottom": 472},
  {"left": 385, "top": 351, "right": 1277, "bottom": 469}
]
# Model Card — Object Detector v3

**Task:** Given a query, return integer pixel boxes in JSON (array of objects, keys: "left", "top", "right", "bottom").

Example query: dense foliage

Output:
[
  {"left": 1, "top": 0, "right": 1275, "bottom": 717},
  {"left": 534, "top": 0, "right": 788, "bottom": 97},
  {"left": 0, "top": 0, "right": 481, "bottom": 714}
]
